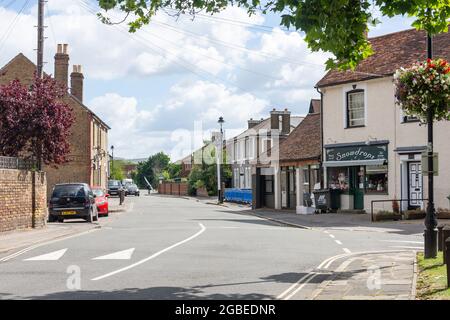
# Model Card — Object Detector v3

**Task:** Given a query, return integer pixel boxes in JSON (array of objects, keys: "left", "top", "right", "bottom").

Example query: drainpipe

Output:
[{"left": 315, "top": 86, "right": 324, "bottom": 189}]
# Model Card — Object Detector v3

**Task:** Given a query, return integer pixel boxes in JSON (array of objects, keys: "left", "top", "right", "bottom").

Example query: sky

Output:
[{"left": 0, "top": 0, "right": 415, "bottom": 160}]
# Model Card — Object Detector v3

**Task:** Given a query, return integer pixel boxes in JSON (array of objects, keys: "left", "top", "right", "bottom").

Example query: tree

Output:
[
  {"left": 134, "top": 152, "right": 171, "bottom": 188},
  {"left": 110, "top": 160, "right": 125, "bottom": 180},
  {"left": 97, "top": 0, "right": 450, "bottom": 70},
  {"left": 0, "top": 75, "right": 73, "bottom": 167}
]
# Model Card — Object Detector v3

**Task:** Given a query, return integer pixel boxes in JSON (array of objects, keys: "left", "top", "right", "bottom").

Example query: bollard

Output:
[
  {"left": 446, "top": 238, "right": 450, "bottom": 288},
  {"left": 438, "top": 225, "right": 444, "bottom": 252},
  {"left": 443, "top": 226, "right": 450, "bottom": 264}
]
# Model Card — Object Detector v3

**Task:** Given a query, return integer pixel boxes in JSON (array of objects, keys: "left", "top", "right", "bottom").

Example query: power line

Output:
[
  {"left": 76, "top": 0, "right": 290, "bottom": 107},
  {"left": 0, "top": 0, "right": 31, "bottom": 55}
]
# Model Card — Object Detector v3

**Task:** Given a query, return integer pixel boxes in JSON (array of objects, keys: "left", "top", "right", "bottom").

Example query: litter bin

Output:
[
  {"left": 329, "top": 189, "right": 341, "bottom": 212},
  {"left": 313, "top": 189, "right": 330, "bottom": 213}
]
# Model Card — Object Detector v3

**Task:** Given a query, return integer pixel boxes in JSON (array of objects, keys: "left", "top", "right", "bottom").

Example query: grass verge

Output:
[{"left": 416, "top": 252, "right": 450, "bottom": 299}]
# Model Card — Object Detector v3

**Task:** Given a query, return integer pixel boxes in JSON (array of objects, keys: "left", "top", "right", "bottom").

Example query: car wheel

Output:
[
  {"left": 93, "top": 207, "right": 99, "bottom": 222},
  {"left": 86, "top": 209, "right": 93, "bottom": 223}
]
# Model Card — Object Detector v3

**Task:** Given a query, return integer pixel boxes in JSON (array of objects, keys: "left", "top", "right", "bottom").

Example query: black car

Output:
[
  {"left": 108, "top": 180, "right": 124, "bottom": 196},
  {"left": 126, "top": 184, "right": 140, "bottom": 196},
  {"left": 48, "top": 183, "right": 98, "bottom": 223}
]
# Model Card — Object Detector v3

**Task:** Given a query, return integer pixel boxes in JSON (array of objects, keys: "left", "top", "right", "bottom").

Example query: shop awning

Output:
[{"left": 322, "top": 159, "right": 386, "bottom": 168}]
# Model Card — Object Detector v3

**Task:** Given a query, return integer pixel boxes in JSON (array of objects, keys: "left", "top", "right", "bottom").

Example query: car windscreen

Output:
[
  {"left": 52, "top": 185, "right": 85, "bottom": 198},
  {"left": 108, "top": 181, "right": 120, "bottom": 186},
  {"left": 92, "top": 189, "right": 105, "bottom": 197}
]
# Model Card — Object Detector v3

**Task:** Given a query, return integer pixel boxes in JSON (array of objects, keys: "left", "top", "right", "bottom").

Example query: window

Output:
[
  {"left": 265, "top": 176, "right": 273, "bottom": 194},
  {"left": 365, "top": 165, "right": 388, "bottom": 193},
  {"left": 302, "top": 167, "right": 310, "bottom": 187},
  {"left": 346, "top": 90, "right": 365, "bottom": 127},
  {"left": 328, "top": 167, "right": 349, "bottom": 191}
]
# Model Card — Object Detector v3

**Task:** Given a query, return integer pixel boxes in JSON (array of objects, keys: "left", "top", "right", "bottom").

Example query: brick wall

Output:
[
  {"left": 0, "top": 169, "right": 47, "bottom": 233},
  {"left": 158, "top": 182, "right": 189, "bottom": 196}
]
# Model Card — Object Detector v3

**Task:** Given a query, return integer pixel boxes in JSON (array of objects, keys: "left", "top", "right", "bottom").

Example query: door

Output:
[
  {"left": 349, "top": 166, "right": 364, "bottom": 210},
  {"left": 408, "top": 162, "right": 423, "bottom": 209}
]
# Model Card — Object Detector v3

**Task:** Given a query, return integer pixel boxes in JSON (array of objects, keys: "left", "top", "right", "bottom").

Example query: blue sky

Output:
[{"left": 0, "top": 0, "right": 415, "bottom": 160}]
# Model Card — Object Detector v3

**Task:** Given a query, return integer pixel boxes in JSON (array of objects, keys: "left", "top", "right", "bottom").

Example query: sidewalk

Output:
[
  {"left": 0, "top": 197, "right": 132, "bottom": 259},
  {"left": 312, "top": 251, "right": 417, "bottom": 300},
  {"left": 242, "top": 209, "right": 430, "bottom": 235}
]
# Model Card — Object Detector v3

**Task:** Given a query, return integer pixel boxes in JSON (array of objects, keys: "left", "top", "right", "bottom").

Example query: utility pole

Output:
[
  {"left": 424, "top": 33, "right": 438, "bottom": 258},
  {"left": 37, "top": 0, "right": 45, "bottom": 78},
  {"left": 217, "top": 117, "right": 225, "bottom": 203}
]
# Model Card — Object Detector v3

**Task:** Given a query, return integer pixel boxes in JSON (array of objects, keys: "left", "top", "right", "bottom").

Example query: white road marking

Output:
[
  {"left": 329, "top": 234, "right": 335, "bottom": 239},
  {"left": 92, "top": 248, "right": 135, "bottom": 260},
  {"left": 91, "top": 223, "right": 206, "bottom": 281},
  {"left": 380, "top": 240, "right": 422, "bottom": 244},
  {"left": 0, "top": 228, "right": 100, "bottom": 262},
  {"left": 283, "top": 273, "right": 319, "bottom": 300},
  {"left": 390, "top": 246, "right": 423, "bottom": 250},
  {"left": 24, "top": 248, "right": 67, "bottom": 261},
  {"left": 335, "top": 240, "right": 343, "bottom": 245},
  {"left": 343, "top": 248, "right": 352, "bottom": 254},
  {"left": 277, "top": 272, "right": 315, "bottom": 300}
]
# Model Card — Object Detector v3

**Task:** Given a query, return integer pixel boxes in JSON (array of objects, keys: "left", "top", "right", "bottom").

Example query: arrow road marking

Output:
[
  {"left": 24, "top": 249, "right": 68, "bottom": 261},
  {"left": 92, "top": 248, "right": 135, "bottom": 260},
  {"left": 91, "top": 223, "right": 206, "bottom": 281}
]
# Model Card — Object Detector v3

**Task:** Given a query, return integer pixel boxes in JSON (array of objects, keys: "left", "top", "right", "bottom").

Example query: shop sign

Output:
[{"left": 326, "top": 144, "right": 388, "bottom": 162}]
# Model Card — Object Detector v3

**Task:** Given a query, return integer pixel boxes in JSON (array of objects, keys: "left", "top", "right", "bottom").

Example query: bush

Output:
[
  {"left": 373, "top": 210, "right": 401, "bottom": 222},
  {"left": 437, "top": 208, "right": 450, "bottom": 219},
  {"left": 404, "top": 209, "right": 426, "bottom": 220}
]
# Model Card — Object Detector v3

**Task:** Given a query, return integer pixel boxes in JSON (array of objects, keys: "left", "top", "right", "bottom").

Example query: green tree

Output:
[
  {"left": 97, "top": 0, "right": 450, "bottom": 70},
  {"left": 110, "top": 160, "right": 125, "bottom": 180},
  {"left": 134, "top": 152, "right": 171, "bottom": 188}
]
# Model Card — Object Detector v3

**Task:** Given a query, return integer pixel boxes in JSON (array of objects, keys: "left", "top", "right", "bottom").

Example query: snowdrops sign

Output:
[{"left": 394, "top": 58, "right": 450, "bottom": 122}]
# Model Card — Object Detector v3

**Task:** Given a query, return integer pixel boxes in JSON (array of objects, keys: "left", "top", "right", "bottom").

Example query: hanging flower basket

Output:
[{"left": 394, "top": 58, "right": 450, "bottom": 122}]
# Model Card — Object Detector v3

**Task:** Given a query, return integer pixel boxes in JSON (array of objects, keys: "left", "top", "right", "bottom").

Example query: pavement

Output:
[{"left": 0, "top": 194, "right": 422, "bottom": 300}]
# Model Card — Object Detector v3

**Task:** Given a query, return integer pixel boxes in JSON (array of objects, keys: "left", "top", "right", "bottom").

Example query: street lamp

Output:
[
  {"left": 424, "top": 34, "right": 438, "bottom": 258},
  {"left": 110, "top": 145, "right": 114, "bottom": 179},
  {"left": 217, "top": 117, "right": 225, "bottom": 203}
]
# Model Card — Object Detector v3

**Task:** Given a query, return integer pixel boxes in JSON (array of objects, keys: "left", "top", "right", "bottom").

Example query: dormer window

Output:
[{"left": 346, "top": 89, "right": 365, "bottom": 128}]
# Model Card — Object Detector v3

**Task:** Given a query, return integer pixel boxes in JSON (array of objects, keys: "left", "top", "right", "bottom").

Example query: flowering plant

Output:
[{"left": 394, "top": 58, "right": 450, "bottom": 122}]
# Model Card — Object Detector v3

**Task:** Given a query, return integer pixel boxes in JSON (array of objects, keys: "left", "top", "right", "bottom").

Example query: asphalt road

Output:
[{"left": 0, "top": 194, "right": 422, "bottom": 300}]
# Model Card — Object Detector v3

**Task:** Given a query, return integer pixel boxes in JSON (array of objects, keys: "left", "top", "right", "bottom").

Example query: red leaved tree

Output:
[{"left": 0, "top": 74, "right": 74, "bottom": 168}]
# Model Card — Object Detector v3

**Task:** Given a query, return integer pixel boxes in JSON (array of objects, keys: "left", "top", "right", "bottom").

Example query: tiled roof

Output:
[
  {"left": 316, "top": 28, "right": 450, "bottom": 88},
  {"left": 309, "top": 99, "right": 321, "bottom": 114},
  {"left": 278, "top": 112, "right": 321, "bottom": 162}
]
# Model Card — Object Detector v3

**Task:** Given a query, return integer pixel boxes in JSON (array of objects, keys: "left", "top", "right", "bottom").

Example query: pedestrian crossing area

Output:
[{"left": 21, "top": 248, "right": 136, "bottom": 261}]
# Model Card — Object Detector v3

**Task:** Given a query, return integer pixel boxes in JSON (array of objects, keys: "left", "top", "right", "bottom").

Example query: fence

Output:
[
  {"left": 224, "top": 188, "right": 252, "bottom": 204},
  {"left": 0, "top": 156, "right": 35, "bottom": 170},
  {"left": 158, "top": 182, "right": 189, "bottom": 196}
]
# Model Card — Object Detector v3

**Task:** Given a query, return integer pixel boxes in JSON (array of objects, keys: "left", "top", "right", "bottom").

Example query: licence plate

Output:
[{"left": 62, "top": 211, "right": 77, "bottom": 215}]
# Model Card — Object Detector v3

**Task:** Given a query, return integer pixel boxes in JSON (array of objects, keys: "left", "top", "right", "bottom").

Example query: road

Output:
[{"left": 0, "top": 194, "right": 422, "bottom": 300}]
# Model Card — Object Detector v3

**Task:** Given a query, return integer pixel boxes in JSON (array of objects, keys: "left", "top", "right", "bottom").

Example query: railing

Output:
[
  {"left": 370, "top": 198, "right": 428, "bottom": 222},
  {"left": 0, "top": 156, "right": 35, "bottom": 170},
  {"left": 224, "top": 188, "right": 252, "bottom": 204}
]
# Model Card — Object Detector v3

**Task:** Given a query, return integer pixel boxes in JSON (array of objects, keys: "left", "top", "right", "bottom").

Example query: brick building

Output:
[{"left": 0, "top": 44, "right": 110, "bottom": 196}]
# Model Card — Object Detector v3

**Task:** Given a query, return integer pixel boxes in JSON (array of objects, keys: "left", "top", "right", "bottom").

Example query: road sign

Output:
[{"left": 422, "top": 152, "right": 439, "bottom": 176}]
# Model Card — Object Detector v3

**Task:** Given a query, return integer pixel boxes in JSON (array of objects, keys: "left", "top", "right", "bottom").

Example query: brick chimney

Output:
[
  {"left": 270, "top": 108, "right": 291, "bottom": 134},
  {"left": 70, "top": 65, "right": 84, "bottom": 102},
  {"left": 248, "top": 118, "right": 262, "bottom": 129},
  {"left": 54, "top": 44, "right": 69, "bottom": 88},
  {"left": 281, "top": 108, "right": 291, "bottom": 135}
]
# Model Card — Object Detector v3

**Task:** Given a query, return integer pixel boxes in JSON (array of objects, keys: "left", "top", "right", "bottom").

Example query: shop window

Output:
[
  {"left": 302, "top": 167, "right": 309, "bottom": 187},
  {"left": 328, "top": 167, "right": 349, "bottom": 191},
  {"left": 365, "top": 165, "right": 388, "bottom": 193},
  {"left": 346, "top": 90, "right": 365, "bottom": 127}
]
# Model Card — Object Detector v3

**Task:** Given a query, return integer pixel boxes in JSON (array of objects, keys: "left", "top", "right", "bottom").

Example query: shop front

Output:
[{"left": 323, "top": 141, "right": 389, "bottom": 212}]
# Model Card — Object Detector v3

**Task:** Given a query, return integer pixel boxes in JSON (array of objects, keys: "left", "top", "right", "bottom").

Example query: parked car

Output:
[
  {"left": 91, "top": 186, "right": 109, "bottom": 216},
  {"left": 108, "top": 179, "right": 123, "bottom": 196},
  {"left": 126, "top": 184, "right": 140, "bottom": 196},
  {"left": 48, "top": 183, "right": 98, "bottom": 223}
]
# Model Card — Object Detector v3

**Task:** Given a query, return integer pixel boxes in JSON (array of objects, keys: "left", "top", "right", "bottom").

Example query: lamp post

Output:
[
  {"left": 110, "top": 145, "right": 114, "bottom": 179},
  {"left": 217, "top": 117, "right": 225, "bottom": 203},
  {"left": 424, "top": 34, "right": 438, "bottom": 258}
]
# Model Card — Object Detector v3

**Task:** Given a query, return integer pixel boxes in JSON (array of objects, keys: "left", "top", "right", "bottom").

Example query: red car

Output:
[{"left": 91, "top": 186, "right": 109, "bottom": 216}]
